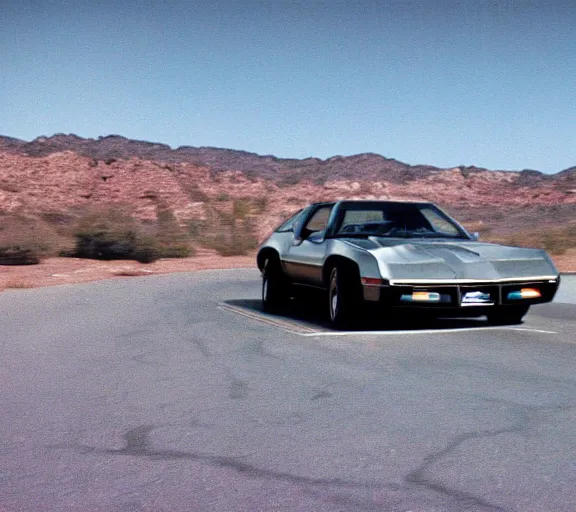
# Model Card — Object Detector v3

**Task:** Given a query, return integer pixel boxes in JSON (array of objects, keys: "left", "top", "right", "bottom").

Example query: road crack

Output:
[
  {"left": 70, "top": 425, "right": 388, "bottom": 491},
  {"left": 405, "top": 398, "right": 576, "bottom": 511}
]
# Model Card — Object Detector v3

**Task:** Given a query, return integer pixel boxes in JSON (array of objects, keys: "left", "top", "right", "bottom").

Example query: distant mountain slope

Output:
[
  {"left": 0, "top": 133, "right": 574, "bottom": 240},
  {"left": 1, "top": 134, "right": 425, "bottom": 183},
  {"left": 2, "top": 133, "right": 573, "bottom": 185}
]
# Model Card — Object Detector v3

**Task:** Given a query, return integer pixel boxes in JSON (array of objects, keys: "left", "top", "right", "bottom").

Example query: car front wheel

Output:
[
  {"left": 262, "top": 258, "right": 290, "bottom": 312},
  {"left": 486, "top": 305, "right": 529, "bottom": 325},
  {"left": 328, "top": 266, "right": 361, "bottom": 329}
]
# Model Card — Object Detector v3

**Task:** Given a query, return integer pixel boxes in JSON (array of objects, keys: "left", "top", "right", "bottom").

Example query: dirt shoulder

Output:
[
  {"left": 0, "top": 248, "right": 256, "bottom": 291},
  {"left": 1, "top": 249, "right": 574, "bottom": 292},
  {"left": 550, "top": 250, "right": 576, "bottom": 275}
]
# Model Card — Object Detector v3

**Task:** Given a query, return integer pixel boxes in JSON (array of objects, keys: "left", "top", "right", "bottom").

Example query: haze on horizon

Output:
[{"left": 1, "top": 0, "right": 574, "bottom": 174}]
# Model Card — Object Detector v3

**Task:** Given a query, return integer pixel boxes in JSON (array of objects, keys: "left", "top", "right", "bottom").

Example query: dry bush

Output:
[
  {"left": 0, "top": 181, "right": 20, "bottom": 193},
  {"left": 69, "top": 208, "right": 162, "bottom": 263},
  {"left": 279, "top": 174, "right": 302, "bottom": 186},
  {"left": 41, "top": 211, "right": 76, "bottom": 228},
  {"left": 254, "top": 195, "right": 268, "bottom": 214},
  {"left": 4, "top": 281, "right": 33, "bottom": 289},
  {"left": 232, "top": 198, "right": 252, "bottom": 219},
  {"left": 489, "top": 225, "right": 576, "bottom": 255},
  {"left": 0, "top": 213, "right": 70, "bottom": 265},
  {"left": 153, "top": 205, "right": 195, "bottom": 258},
  {"left": 190, "top": 199, "right": 259, "bottom": 256},
  {"left": 541, "top": 228, "right": 576, "bottom": 255},
  {"left": 68, "top": 206, "right": 195, "bottom": 263}
]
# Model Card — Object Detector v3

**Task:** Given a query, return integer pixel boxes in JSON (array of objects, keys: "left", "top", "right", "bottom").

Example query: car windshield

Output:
[{"left": 333, "top": 203, "right": 468, "bottom": 239}]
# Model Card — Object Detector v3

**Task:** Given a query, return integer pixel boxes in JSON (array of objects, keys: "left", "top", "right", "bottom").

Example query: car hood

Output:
[{"left": 343, "top": 238, "right": 559, "bottom": 282}]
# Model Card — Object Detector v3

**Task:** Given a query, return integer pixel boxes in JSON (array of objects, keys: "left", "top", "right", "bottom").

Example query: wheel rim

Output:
[
  {"left": 329, "top": 273, "right": 338, "bottom": 321},
  {"left": 331, "top": 291, "right": 338, "bottom": 319},
  {"left": 262, "top": 276, "right": 269, "bottom": 302}
]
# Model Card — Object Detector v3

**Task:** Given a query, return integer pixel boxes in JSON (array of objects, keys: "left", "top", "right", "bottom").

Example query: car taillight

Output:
[{"left": 361, "top": 277, "right": 384, "bottom": 286}]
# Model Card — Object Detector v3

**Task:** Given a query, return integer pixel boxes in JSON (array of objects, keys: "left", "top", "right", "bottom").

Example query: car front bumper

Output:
[{"left": 362, "top": 276, "right": 560, "bottom": 309}]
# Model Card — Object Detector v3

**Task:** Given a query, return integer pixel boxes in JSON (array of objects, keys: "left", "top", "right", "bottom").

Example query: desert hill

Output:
[
  {"left": 0, "top": 134, "right": 574, "bottom": 252},
  {"left": 1, "top": 133, "right": 575, "bottom": 185}
]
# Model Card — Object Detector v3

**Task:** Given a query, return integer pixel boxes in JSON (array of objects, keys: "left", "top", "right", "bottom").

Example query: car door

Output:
[{"left": 283, "top": 204, "right": 334, "bottom": 286}]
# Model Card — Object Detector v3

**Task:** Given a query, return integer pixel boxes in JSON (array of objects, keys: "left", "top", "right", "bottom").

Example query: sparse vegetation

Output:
[
  {"left": 0, "top": 181, "right": 20, "bottom": 193},
  {"left": 190, "top": 199, "right": 259, "bottom": 256},
  {"left": 254, "top": 195, "right": 268, "bottom": 214},
  {"left": 489, "top": 225, "right": 576, "bottom": 255},
  {"left": 67, "top": 205, "right": 196, "bottom": 263},
  {"left": 0, "top": 195, "right": 262, "bottom": 265},
  {"left": 278, "top": 174, "right": 302, "bottom": 186},
  {"left": 69, "top": 208, "right": 161, "bottom": 263},
  {"left": 0, "top": 213, "right": 69, "bottom": 265},
  {"left": 4, "top": 280, "right": 33, "bottom": 289},
  {"left": 182, "top": 183, "right": 208, "bottom": 202},
  {"left": 153, "top": 205, "right": 195, "bottom": 258}
]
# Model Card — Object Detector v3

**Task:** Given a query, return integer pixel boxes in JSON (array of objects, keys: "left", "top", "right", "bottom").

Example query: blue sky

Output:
[{"left": 1, "top": 0, "right": 574, "bottom": 173}]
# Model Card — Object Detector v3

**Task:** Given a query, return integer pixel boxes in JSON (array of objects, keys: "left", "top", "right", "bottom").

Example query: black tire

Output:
[
  {"left": 486, "top": 305, "right": 529, "bottom": 325},
  {"left": 262, "top": 257, "right": 290, "bottom": 312},
  {"left": 328, "top": 265, "right": 362, "bottom": 329}
]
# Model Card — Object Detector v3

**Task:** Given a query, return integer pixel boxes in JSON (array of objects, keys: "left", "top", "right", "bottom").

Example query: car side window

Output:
[
  {"left": 301, "top": 205, "right": 333, "bottom": 238},
  {"left": 337, "top": 210, "right": 386, "bottom": 234},
  {"left": 276, "top": 209, "right": 303, "bottom": 233},
  {"left": 419, "top": 207, "right": 462, "bottom": 236}
]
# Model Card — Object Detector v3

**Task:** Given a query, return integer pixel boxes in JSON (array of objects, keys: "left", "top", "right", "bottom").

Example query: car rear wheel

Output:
[
  {"left": 328, "top": 265, "right": 362, "bottom": 329},
  {"left": 486, "top": 305, "right": 529, "bottom": 325},
  {"left": 262, "top": 257, "right": 290, "bottom": 312}
]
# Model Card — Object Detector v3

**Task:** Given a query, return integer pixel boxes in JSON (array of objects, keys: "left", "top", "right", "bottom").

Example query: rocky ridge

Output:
[{"left": 0, "top": 134, "right": 574, "bottom": 239}]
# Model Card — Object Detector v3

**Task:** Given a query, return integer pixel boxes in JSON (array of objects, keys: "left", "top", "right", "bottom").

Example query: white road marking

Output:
[
  {"left": 505, "top": 327, "right": 558, "bottom": 334},
  {"left": 218, "top": 303, "right": 316, "bottom": 334},
  {"left": 218, "top": 302, "right": 558, "bottom": 337},
  {"left": 300, "top": 327, "right": 557, "bottom": 337}
]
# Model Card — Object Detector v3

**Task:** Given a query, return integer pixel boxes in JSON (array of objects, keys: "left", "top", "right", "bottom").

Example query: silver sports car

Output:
[{"left": 257, "top": 200, "right": 560, "bottom": 328}]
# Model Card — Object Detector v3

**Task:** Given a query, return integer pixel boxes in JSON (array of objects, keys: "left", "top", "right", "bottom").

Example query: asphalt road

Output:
[{"left": 1, "top": 270, "right": 575, "bottom": 512}]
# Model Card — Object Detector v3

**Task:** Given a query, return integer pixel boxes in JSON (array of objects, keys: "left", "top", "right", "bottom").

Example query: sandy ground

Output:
[
  {"left": 0, "top": 248, "right": 255, "bottom": 291},
  {"left": 552, "top": 249, "right": 576, "bottom": 274},
  {"left": 1, "top": 248, "right": 574, "bottom": 292}
]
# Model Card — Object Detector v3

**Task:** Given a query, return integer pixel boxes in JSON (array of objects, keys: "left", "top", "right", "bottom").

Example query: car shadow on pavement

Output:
[{"left": 224, "top": 298, "right": 493, "bottom": 332}]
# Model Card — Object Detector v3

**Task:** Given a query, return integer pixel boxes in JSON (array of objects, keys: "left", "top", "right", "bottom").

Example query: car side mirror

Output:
[
  {"left": 308, "top": 231, "right": 325, "bottom": 243},
  {"left": 471, "top": 232, "right": 480, "bottom": 241}
]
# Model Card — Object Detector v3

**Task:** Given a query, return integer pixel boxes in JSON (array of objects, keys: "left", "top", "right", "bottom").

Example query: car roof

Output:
[
  {"left": 336, "top": 199, "right": 435, "bottom": 208},
  {"left": 305, "top": 200, "right": 439, "bottom": 215}
]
